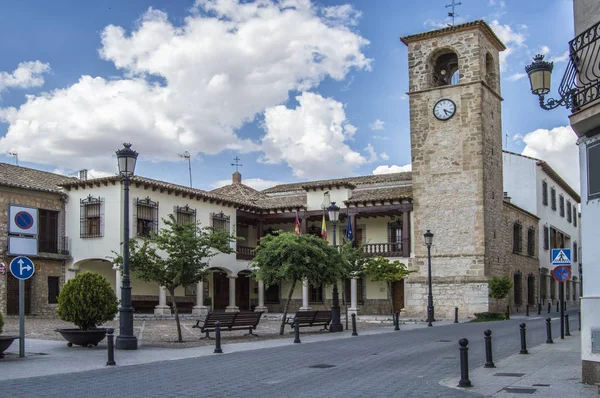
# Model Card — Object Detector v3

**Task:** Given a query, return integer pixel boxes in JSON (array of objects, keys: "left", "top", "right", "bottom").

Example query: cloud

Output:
[
  {"left": 489, "top": 20, "right": 526, "bottom": 71},
  {"left": 0, "top": 1, "right": 371, "bottom": 172},
  {"left": 260, "top": 92, "right": 366, "bottom": 179},
  {"left": 517, "top": 125, "right": 579, "bottom": 193},
  {"left": 380, "top": 152, "right": 389, "bottom": 161},
  {"left": 369, "top": 119, "right": 385, "bottom": 131},
  {"left": 507, "top": 73, "right": 527, "bottom": 82},
  {"left": 548, "top": 50, "right": 570, "bottom": 63},
  {"left": 212, "top": 177, "right": 282, "bottom": 191},
  {"left": 364, "top": 143, "right": 378, "bottom": 163},
  {"left": 322, "top": 4, "right": 363, "bottom": 26},
  {"left": 372, "top": 135, "right": 389, "bottom": 140},
  {"left": 372, "top": 164, "right": 412, "bottom": 175},
  {"left": 0, "top": 61, "right": 50, "bottom": 92}
]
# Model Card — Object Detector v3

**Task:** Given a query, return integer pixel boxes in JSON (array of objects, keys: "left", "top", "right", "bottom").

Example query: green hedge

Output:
[{"left": 470, "top": 312, "right": 508, "bottom": 322}]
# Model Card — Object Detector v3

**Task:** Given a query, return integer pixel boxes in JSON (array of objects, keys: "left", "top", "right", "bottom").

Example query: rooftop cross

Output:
[
  {"left": 231, "top": 156, "right": 243, "bottom": 172},
  {"left": 445, "top": 0, "right": 462, "bottom": 26}
]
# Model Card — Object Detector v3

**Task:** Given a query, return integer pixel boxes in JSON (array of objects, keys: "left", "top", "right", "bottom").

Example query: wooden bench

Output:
[
  {"left": 285, "top": 310, "right": 332, "bottom": 331},
  {"left": 192, "top": 311, "right": 263, "bottom": 338}
]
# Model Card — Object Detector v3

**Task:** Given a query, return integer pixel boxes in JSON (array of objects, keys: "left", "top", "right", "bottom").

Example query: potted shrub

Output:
[
  {"left": 56, "top": 272, "right": 119, "bottom": 348},
  {"left": 0, "top": 311, "right": 19, "bottom": 358}
]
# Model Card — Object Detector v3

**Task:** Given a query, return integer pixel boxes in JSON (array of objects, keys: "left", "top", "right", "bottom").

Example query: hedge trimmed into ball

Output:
[{"left": 57, "top": 272, "right": 119, "bottom": 330}]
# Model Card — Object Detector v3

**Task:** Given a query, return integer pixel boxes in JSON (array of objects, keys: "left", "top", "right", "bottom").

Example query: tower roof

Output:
[{"left": 400, "top": 20, "right": 506, "bottom": 51}]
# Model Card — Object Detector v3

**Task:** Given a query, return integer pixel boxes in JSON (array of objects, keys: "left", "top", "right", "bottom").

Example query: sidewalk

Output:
[{"left": 441, "top": 330, "right": 597, "bottom": 397}]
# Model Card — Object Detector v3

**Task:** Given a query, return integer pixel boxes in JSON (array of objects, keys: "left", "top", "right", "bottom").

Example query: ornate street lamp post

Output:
[
  {"left": 424, "top": 230, "right": 434, "bottom": 327},
  {"left": 116, "top": 143, "right": 138, "bottom": 350},
  {"left": 328, "top": 201, "right": 343, "bottom": 333},
  {"left": 525, "top": 54, "right": 574, "bottom": 110}
]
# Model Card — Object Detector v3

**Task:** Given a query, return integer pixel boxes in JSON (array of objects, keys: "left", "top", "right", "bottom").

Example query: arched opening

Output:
[
  {"left": 513, "top": 271, "right": 523, "bottom": 307},
  {"left": 209, "top": 267, "right": 231, "bottom": 310},
  {"left": 430, "top": 49, "right": 459, "bottom": 87},
  {"left": 485, "top": 52, "right": 498, "bottom": 90},
  {"left": 237, "top": 270, "right": 252, "bottom": 311},
  {"left": 527, "top": 273, "right": 536, "bottom": 305}
]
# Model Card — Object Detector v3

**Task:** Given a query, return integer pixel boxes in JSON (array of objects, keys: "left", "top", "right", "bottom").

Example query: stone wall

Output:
[{"left": 0, "top": 186, "right": 66, "bottom": 317}]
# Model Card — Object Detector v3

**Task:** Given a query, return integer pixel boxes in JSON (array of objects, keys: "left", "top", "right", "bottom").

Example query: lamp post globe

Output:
[
  {"left": 116, "top": 143, "right": 138, "bottom": 350},
  {"left": 327, "top": 202, "right": 343, "bottom": 333},
  {"left": 525, "top": 54, "right": 554, "bottom": 96},
  {"left": 424, "top": 230, "right": 434, "bottom": 327}
]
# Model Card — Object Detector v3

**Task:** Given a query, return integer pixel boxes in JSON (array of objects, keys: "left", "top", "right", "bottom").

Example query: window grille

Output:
[
  {"left": 527, "top": 227, "right": 535, "bottom": 256},
  {"left": 574, "top": 242, "right": 578, "bottom": 262},
  {"left": 573, "top": 207, "right": 577, "bottom": 227},
  {"left": 80, "top": 195, "right": 103, "bottom": 238},
  {"left": 566, "top": 201, "right": 572, "bottom": 223},
  {"left": 513, "top": 222, "right": 523, "bottom": 253},
  {"left": 514, "top": 271, "right": 523, "bottom": 306},
  {"left": 550, "top": 188, "right": 557, "bottom": 210},
  {"left": 559, "top": 195, "right": 565, "bottom": 217},
  {"left": 309, "top": 284, "right": 323, "bottom": 303},
  {"left": 543, "top": 226, "right": 549, "bottom": 250},
  {"left": 542, "top": 181, "right": 548, "bottom": 206},
  {"left": 135, "top": 197, "right": 159, "bottom": 238},
  {"left": 174, "top": 205, "right": 196, "bottom": 225},
  {"left": 211, "top": 211, "right": 230, "bottom": 232},
  {"left": 527, "top": 274, "right": 536, "bottom": 305},
  {"left": 387, "top": 221, "right": 403, "bottom": 252}
]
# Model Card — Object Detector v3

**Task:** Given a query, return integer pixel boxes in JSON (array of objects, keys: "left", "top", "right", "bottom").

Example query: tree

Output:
[
  {"left": 109, "top": 214, "right": 236, "bottom": 343},
  {"left": 251, "top": 232, "right": 345, "bottom": 335},
  {"left": 489, "top": 275, "right": 513, "bottom": 301},
  {"left": 363, "top": 256, "right": 415, "bottom": 316}
]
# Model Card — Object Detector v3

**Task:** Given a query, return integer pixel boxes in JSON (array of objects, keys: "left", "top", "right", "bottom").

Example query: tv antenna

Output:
[
  {"left": 445, "top": 0, "right": 462, "bottom": 26},
  {"left": 7, "top": 151, "right": 18, "bottom": 166},
  {"left": 178, "top": 151, "right": 192, "bottom": 188}
]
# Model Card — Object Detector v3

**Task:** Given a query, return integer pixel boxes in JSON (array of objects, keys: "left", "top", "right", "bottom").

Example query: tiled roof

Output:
[
  {"left": 0, "top": 162, "right": 76, "bottom": 193},
  {"left": 345, "top": 186, "right": 413, "bottom": 205},
  {"left": 400, "top": 20, "right": 506, "bottom": 51},
  {"left": 536, "top": 161, "right": 581, "bottom": 203},
  {"left": 210, "top": 183, "right": 265, "bottom": 202},
  {"left": 262, "top": 172, "right": 412, "bottom": 194}
]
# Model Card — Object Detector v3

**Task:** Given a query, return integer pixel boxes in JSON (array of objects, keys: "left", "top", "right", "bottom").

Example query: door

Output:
[
  {"left": 391, "top": 280, "right": 404, "bottom": 313},
  {"left": 213, "top": 271, "right": 229, "bottom": 310},
  {"left": 236, "top": 272, "right": 251, "bottom": 311},
  {"left": 7, "top": 273, "right": 32, "bottom": 315}
]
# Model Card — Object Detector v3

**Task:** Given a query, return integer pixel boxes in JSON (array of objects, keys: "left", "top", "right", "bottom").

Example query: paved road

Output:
[{"left": 4, "top": 310, "right": 578, "bottom": 398}]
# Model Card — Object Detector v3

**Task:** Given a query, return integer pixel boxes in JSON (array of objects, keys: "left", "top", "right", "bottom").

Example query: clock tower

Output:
[{"left": 401, "top": 21, "right": 506, "bottom": 317}]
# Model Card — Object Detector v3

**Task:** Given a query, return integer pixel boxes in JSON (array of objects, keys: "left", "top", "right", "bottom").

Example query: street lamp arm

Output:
[{"left": 538, "top": 94, "right": 570, "bottom": 111}]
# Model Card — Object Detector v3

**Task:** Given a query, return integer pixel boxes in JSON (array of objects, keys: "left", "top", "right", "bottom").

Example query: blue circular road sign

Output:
[
  {"left": 552, "top": 266, "right": 571, "bottom": 282},
  {"left": 14, "top": 211, "right": 34, "bottom": 230},
  {"left": 9, "top": 256, "right": 35, "bottom": 280}
]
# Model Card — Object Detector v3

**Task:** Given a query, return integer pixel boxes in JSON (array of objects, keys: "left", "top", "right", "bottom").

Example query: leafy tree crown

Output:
[
  {"left": 488, "top": 275, "right": 513, "bottom": 300},
  {"left": 363, "top": 256, "right": 414, "bottom": 283}
]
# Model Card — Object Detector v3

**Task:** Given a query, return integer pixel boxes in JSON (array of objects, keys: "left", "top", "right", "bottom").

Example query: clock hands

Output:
[{"left": 444, "top": 109, "right": 451, "bottom": 115}]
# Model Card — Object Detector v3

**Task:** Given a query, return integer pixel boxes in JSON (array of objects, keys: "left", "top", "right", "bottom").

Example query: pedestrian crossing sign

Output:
[{"left": 551, "top": 248, "right": 571, "bottom": 265}]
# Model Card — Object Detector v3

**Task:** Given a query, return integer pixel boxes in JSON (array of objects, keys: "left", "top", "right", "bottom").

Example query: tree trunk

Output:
[
  {"left": 279, "top": 279, "right": 297, "bottom": 336},
  {"left": 169, "top": 289, "right": 183, "bottom": 343},
  {"left": 388, "top": 281, "right": 395, "bottom": 322}
]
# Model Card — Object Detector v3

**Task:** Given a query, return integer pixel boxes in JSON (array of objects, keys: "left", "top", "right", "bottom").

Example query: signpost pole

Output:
[
  {"left": 560, "top": 281, "right": 565, "bottom": 340},
  {"left": 19, "top": 279, "right": 25, "bottom": 357}
]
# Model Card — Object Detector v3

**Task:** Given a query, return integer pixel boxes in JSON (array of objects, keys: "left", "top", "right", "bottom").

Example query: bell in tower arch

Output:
[{"left": 431, "top": 50, "right": 459, "bottom": 87}]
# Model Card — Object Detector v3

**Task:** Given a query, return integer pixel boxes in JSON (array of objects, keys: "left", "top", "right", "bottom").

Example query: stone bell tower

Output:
[{"left": 400, "top": 21, "right": 506, "bottom": 317}]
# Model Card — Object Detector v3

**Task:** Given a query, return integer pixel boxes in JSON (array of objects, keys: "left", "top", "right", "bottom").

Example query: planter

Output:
[
  {"left": 55, "top": 328, "right": 107, "bottom": 348},
  {"left": 0, "top": 336, "right": 19, "bottom": 358}
]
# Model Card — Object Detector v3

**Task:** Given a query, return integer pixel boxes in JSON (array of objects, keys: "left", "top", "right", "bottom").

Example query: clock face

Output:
[{"left": 433, "top": 99, "right": 456, "bottom": 121}]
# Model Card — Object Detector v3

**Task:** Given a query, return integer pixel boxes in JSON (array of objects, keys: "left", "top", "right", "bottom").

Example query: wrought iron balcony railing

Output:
[
  {"left": 559, "top": 20, "right": 600, "bottom": 111},
  {"left": 39, "top": 236, "right": 70, "bottom": 255}
]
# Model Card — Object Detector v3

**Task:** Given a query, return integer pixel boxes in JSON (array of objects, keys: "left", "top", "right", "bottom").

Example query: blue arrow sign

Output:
[
  {"left": 9, "top": 256, "right": 35, "bottom": 280},
  {"left": 551, "top": 248, "right": 571, "bottom": 265}
]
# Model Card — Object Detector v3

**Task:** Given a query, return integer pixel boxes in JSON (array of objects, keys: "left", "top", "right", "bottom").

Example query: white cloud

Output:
[
  {"left": 0, "top": 61, "right": 50, "bottom": 92},
  {"left": 212, "top": 177, "right": 282, "bottom": 191},
  {"left": 518, "top": 125, "right": 580, "bottom": 193},
  {"left": 548, "top": 51, "right": 570, "bottom": 63},
  {"left": 372, "top": 135, "right": 389, "bottom": 140},
  {"left": 369, "top": 119, "right": 385, "bottom": 131},
  {"left": 260, "top": 92, "right": 366, "bottom": 179},
  {"left": 372, "top": 164, "right": 412, "bottom": 175},
  {"left": 364, "top": 143, "right": 378, "bottom": 163},
  {"left": 380, "top": 152, "right": 389, "bottom": 160},
  {"left": 322, "top": 4, "right": 362, "bottom": 26},
  {"left": 0, "top": 1, "right": 371, "bottom": 172},
  {"left": 489, "top": 20, "right": 526, "bottom": 71},
  {"left": 507, "top": 72, "right": 527, "bottom": 82}
]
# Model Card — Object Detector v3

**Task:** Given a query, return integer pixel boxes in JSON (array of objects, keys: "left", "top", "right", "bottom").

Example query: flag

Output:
[
  {"left": 294, "top": 211, "right": 301, "bottom": 236},
  {"left": 321, "top": 213, "right": 327, "bottom": 241},
  {"left": 345, "top": 210, "right": 353, "bottom": 242}
]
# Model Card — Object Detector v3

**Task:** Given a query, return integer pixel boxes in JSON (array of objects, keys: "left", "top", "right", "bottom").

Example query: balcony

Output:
[
  {"left": 236, "top": 245, "right": 255, "bottom": 260},
  {"left": 39, "top": 236, "right": 70, "bottom": 258}
]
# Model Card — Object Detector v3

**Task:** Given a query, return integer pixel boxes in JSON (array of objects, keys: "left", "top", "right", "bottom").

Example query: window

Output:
[
  {"left": 542, "top": 181, "right": 548, "bottom": 206},
  {"left": 80, "top": 196, "right": 103, "bottom": 238},
  {"left": 567, "top": 201, "right": 572, "bottom": 223},
  {"left": 39, "top": 209, "right": 59, "bottom": 253},
  {"left": 543, "top": 226, "right": 549, "bottom": 250},
  {"left": 559, "top": 195, "right": 565, "bottom": 217},
  {"left": 573, "top": 208, "right": 578, "bottom": 227},
  {"left": 588, "top": 140, "right": 600, "bottom": 200},
  {"left": 48, "top": 276, "right": 60, "bottom": 304},
  {"left": 211, "top": 211, "right": 230, "bottom": 232},
  {"left": 527, "top": 274, "right": 536, "bottom": 306},
  {"left": 387, "top": 221, "right": 403, "bottom": 252},
  {"left": 265, "top": 283, "right": 280, "bottom": 304},
  {"left": 174, "top": 205, "right": 196, "bottom": 225},
  {"left": 514, "top": 271, "right": 522, "bottom": 306},
  {"left": 309, "top": 284, "right": 323, "bottom": 303},
  {"left": 513, "top": 222, "right": 523, "bottom": 253},
  {"left": 527, "top": 227, "right": 535, "bottom": 256},
  {"left": 550, "top": 188, "right": 557, "bottom": 210},
  {"left": 574, "top": 242, "right": 578, "bottom": 262},
  {"left": 135, "top": 197, "right": 159, "bottom": 238}
]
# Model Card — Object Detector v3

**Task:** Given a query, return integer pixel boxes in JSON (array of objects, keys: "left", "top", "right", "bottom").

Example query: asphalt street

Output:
[{"left": 3, "top": 310, "right": 578, "bottom": 398}]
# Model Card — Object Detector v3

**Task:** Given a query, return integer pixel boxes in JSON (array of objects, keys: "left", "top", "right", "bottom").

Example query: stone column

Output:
[
  {"left": 112, "top": 266, "right": 121, "bottom": 302},
  {"left": 349, "top": 277, "right": 359, "bottom": 316},
  {"left": 300, "top": 279, "right": 311, "bottom": 311},
  {"left": 255, "top": 280, "right": 268, "bottom": 313},
  {"left": 192, "top": 280, "right": 209, "bottom": 315},
  {"left": 226, "top": 276, "right": 239, "bottom": 312},
  {"left": 154, "top": 286, "right": 171, "bottom": 316}
]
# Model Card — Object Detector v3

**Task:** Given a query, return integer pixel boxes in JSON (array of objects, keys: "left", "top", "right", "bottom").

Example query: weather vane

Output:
[
  {"left": 445, "top": 0, "right": 462, "bottom": 26},
  {"left": 231, "top": 156, "right": 242, "bottom": 172}
]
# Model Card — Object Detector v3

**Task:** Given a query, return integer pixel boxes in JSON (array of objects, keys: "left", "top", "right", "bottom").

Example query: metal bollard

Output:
[
  {"left": 548, "top": 302, "right": 551, "bottom": 314},
  {"left": 526, "top": 304, "right": 529, "bottom": 317},
  {"left": 557, "top": 301, "right": 559, "bottom": 312},
  {"left": 484, "top": 330, "right": 495, "bottom": 368},
  {"left": 351, "top": 313, "right": 358, "bottom": 336},
  {"left": 565, "top": 314, "right": 571, "bottom": 336},
  {"left": 294, "top": 317, "right": 301, "bottom": 344},
  {"left": 579, "top": 311, "right": 582, "bottom": 331},
  {"left": 214, "top": 321, "right": 223, "bottom": 353},
  {"left": 454, "top": 307, "right": 459, "bottom": 324},
  {"left": 546, "top": 318, "right": 554, "bottom": 344},
  {"left": 519, "top": 323, "right": 528, "bottom": 354},
  {"left": 538, "top": 303, "right": 541, "bottom": 315},
  {"left": 106, "top": 328, "right": 116, "bottom": 366},
  {"left": 458, "top": 338, "right": 472, "bottom": 388},
  {"left": 394, "top": 311, "right": 400, "bottom": 331}
]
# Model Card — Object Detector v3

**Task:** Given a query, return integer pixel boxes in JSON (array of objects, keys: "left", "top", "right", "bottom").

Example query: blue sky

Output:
[{"left": 0, "top": 0, "right": 579, "bottom": 191}]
